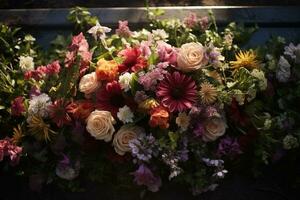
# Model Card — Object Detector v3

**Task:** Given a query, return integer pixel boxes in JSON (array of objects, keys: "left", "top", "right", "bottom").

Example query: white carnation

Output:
[
  {"left": 276, "top": 56, "right": 291, "bottom": 83},
  {"left": 19, "top": 55, "right": 34, "bottom": 72},
  {"left": 118, "top": 72, "right": 133, "bottom": 92},
  {"left": 28, "top": 93, "right": 52, "bottom": 119},
  {"left": 117, "top": 105, "right": 134, "bottom": 124},
  {"left": 151, "top": 29, "right": 169, "bottom": 41}
]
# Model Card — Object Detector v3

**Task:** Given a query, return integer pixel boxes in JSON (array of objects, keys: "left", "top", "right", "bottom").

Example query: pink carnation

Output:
[
  {"left": 46, "top": 60, "right": 61, "bottom": 75},
  {"left": 157, "top": 41, "right": 177, "bottom": 66},
  {"left": 0, "top": 138, "right": 22, "bottom": 166}
]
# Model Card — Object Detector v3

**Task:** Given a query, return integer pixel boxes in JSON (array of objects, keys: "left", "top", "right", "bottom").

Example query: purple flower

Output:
[
  {"left": 129, "top": 133, "right": 159, "bottom": 162},
  {"left": 116, "top": 20, "right": 132, "bottom": 38},
  {"left": 132, "top": 164, "right": 162, "bottom": 192},
  {"left": 193, "top": 122, "right": 205, "bottom": 137},
  {"left": 11, "top": 96, "right": 25, "bottom": 117},
  {"left": 55, "top": 154, "right": 80, "bottom": 180},
  {"left": 157, "top": 41, "right": 177, "bottom": 65},
  {"left": 217, "top": 136, "right": 242, "bottom": 157},
  {"left": 134, "top": 91, "right": 149, "bottom": 103},
  {"left": 29, "top": 86, "right": 41, "bottom": 99}
]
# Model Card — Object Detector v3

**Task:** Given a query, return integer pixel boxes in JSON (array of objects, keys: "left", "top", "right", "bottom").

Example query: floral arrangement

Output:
[{"left": 1, "top": 7, "right": 300, "bottom": 196}]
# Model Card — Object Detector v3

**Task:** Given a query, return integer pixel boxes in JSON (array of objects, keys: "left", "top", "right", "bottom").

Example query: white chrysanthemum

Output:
[
  {"left": 117, "top": 105, "right": 134, "bottom": 124},
  {"left": 118, "top": 72, "right": 133, "bottom": 92},
  {"left": 19, "top": 56, "right": 34, "bottom": 72},
  {"left": 88, "top": 22, "right": 111, "bottom": 41},
  {"left": 276, "top": 56, "right": 291, "bottom": 83},
  {"left": 28, "top": 93, "right": 52, "bottom": 119},
  {"left": 251, "top": 69, "right": 267, "bottom": 90},
  {"left": 175, "top": 112, "right": 191, "bottom": 131},
  {"left": 151, "top": 29, "right": 168, "bottom": 41}
]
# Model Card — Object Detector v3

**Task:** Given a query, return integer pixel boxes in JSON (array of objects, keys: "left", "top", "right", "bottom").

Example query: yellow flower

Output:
[
  {"left": 175, "top": 112, "right": 191, "bottom": 131},
  {"left": 12, "top": 125, "right": 24, "bottom": 145},
  {"left": 138, "top": 98, "right": 159, "bottom": 112},
  {"left": 199, "top": 82, "right": 218, "bottom": 104},
  {"left": 230, "top": 50, "right": 260, "bottom": 71},
  {"left": 28, "top": 115, "right": 56, "bottom": 142},
  {"left": 207, "top": 70, "right": 223, "bottom": 84}
]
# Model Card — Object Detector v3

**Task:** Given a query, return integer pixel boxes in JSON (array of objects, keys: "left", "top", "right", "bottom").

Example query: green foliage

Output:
[{"left": 68, "top": 7, "right": 98, "bottom": 32}]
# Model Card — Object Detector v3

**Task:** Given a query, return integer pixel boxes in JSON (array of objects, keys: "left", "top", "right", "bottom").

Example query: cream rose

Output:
[
  {"left": 202, "top": 116, "right": 226, "bottom": 142},
  {"left": 86, "top": 110, "right": 116, "bottom": 142},
  {"left": 79, "top": 72, "right": 101, "bottom": 95},
  {"left": 177, "top": 42, "right": 208, "bottom": 72},
  {"left": 113, "top": 125, "right": 143, "bottom": 155}
]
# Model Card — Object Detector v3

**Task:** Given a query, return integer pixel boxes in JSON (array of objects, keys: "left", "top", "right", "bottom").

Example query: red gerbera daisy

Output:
[
  {"left": 96, "top": 81, "right": 128, "bottom": 117},
  {"left": 48, "top": 99, "right": 72, "bottom": 127},
  {"left": 156, "top": 71, "right": 197, "bottom": 112},
  {"left": 118, "top": 47, "right": 147, "bottom": 73}
]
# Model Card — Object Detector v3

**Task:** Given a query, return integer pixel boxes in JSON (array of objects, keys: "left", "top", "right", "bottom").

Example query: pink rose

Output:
[
  {"left": 79, "top": 72, "right": 101, "bottom": 95},
  {"left": 177, "top": 42, "right": 208, "bottom": 72}
]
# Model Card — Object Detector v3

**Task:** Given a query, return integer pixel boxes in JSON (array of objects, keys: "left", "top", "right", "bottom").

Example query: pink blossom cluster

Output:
[
  {"left": 138, "top": 67, "right": 167, "bottom": 91},
  {"left": 24, "top": 60, "right": 61, "bottom": 81},
  {"left": 65, "top": 32, "right": 92, "bottom": 76},
  {"left": 183, "top": 12, "right": 209, "bottom": 31},
  {"left": 116, "top": 20, "right": 133, "bottom": 38},
  {"left": 0, "top": 138, "right": 22, "bottom": 166}
]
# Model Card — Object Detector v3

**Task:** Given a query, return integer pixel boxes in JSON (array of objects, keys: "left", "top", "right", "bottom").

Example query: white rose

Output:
[
  {"left": 202, "top": 116, "right": 226, "bottom": 142},
  {"left": 113, "top": 125, "right": 143, "bottom": 155},
  {"left": 86, "top": 110, "right": 116, "bottom": 142},
  {"left": 177, "top": 42, "right": 208, "bottom": 72},
  {"left": 79, "top": 72, "right": 101, "bottom": 95},
  {"left": 19, "top": 55, "right": 34, "bottom": 72}
]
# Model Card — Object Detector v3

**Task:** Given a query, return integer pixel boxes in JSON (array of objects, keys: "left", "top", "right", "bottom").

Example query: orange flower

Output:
[
  {"left": 96, "top": 58, "right": 119, "bottom": 81},
  {"left": 149, "top": 106, "right": 169, "bottom": 129},
  {"left": 67, "top": 100, "right": 94, "bottom": 121}
]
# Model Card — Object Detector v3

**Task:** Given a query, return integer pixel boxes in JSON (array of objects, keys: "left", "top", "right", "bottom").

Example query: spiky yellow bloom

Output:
[
  {"left": 12, "top": 125, "right": 24, "bottom": 145},
  {"left": 230, "top": 50, "right": 260, "bottom": 71},
  {"left": 138, "top": 98, "right": 159, "bottom": 112},
  {"left": 28, "top": 115, "right": 56, "bottom": 142},
  {"left": 199, "top": 82, "right": 218, "bottom": 104}
]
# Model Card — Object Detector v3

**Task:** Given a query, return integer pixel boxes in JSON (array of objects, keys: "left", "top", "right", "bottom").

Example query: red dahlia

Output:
[
  {"left": 118, "top": 47, "right": 147, "bottom": 73},
  {"left": 96, "top": 81, "right": 127, "bottom": 117},
  {"left": 156, "top": 71, "right": 197, "bottom": 112}
]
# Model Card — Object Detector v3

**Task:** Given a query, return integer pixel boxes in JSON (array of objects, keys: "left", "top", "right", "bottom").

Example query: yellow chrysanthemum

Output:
[
  {"left": 199, "top": 82, "right": 218, "bottom": 104},
  {"left": 138, "top": 98, "right": 159, "bottom": 112},
  {"left": 28, "top": 116, "right": 56, "bottom": 142},
  {"left": 12, "top": 125, "right": 24, "bottom": 145},
  {"left": 230, "top": 50, "right": 260, "bottom": 71}
]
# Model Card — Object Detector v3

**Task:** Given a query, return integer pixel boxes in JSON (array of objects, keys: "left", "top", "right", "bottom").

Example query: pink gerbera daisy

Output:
[{"left": 156, "top": 71, "right": 197, "bottom": 112}]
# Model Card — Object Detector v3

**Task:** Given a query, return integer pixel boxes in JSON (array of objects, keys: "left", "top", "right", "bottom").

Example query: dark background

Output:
[{"left": 0, "top": 0, "right": 300, "bottom": 9}]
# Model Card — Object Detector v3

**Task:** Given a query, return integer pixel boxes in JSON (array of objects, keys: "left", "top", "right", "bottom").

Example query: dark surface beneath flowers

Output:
[
  {"left": 0, "top": 0, "right": 300, "bottom": 8},
  {"left": 1, "top": 157, "right": 300, "bottom": 200}
]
